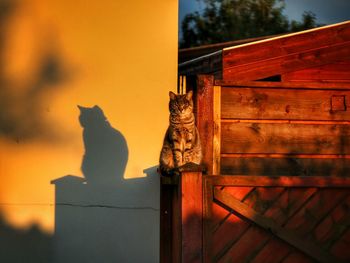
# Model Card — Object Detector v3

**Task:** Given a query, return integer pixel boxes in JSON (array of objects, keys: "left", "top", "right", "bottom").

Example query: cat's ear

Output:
[
  {"left": 169, "top": 91, "right": 176, "bottom": 100},
  {"left": 185, "top": 90, "right": 193, "bottom": 100},
  {"left": 93, "top": 105, "right": 101, "bottom": 111},
  {"left": 77, "top": 105, "right": 84, "bottom": 111}
]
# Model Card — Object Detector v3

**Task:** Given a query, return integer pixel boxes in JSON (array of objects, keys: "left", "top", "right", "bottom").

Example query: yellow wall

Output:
[{"left": 0, "top": 0, "right": 178, "bottom": 233}]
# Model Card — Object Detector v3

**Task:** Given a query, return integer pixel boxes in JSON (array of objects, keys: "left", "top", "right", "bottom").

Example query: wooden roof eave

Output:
[
  {"left": 178, "top": 50, "right": 222, "bottom": 77},
  {"left": 222, "top": 20, "right": 350, "bottom": 82}
]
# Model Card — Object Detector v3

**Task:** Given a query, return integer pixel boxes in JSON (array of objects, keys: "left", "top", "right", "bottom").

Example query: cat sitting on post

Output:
[{"left": 159, "top": 90, "right": 202, "bottom": 175}]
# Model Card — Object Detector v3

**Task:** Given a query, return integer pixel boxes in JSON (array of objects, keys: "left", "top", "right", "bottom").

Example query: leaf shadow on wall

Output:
[
  {"left": 0, "top": 212, "right": 53, "bottom": 263},
  {"left": 51, "top": 106, "right": 160, "bottom": 263},
  {"left": 0, "top": 0, "right": 72, "bottom": 143}
]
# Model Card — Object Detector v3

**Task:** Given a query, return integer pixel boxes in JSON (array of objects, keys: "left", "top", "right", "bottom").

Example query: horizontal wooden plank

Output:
[
  {"left": 221, "top": 122, "right": 350, "bottom": 154},
  {"left": 282, "top": 60, "right": 350, "bottom": 82},
  {"left": 221, "top": 157, "right": 350, "bottom": 176},
  {"left": 223, "top": 41, "right": 350, "bottom": 81},
  {"left": 205, "top": 175, "right": 350, "bottom": 187},
  {"left": 214, "top": 189, "right": 340, "bottom": 263},
  {"left": 223, "top": 22, "right": 350, "bottom": 68},
  {"left": 221, "top": 87, "right": 350, "bottom": 121},
  {"left": 215, "top": 80, "right": 350, "bottom": 90}
]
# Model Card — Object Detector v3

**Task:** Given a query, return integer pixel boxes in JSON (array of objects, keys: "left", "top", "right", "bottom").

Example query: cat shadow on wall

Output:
[
  {"left": 78, "top": 105, "right": 128, "bottom": 185},
  {"left": 51, "top": 106, "right": 159, "bottom": 263}
]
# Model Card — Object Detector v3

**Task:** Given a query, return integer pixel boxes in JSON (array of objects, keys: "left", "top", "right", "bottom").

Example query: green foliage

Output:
[{"left": 180, "top": 0, "right": 318, "bottom": 48}]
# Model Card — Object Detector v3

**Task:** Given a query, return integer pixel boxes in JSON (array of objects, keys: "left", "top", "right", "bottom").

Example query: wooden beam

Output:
[
  {"left": 213, "top": 86, "right": 221, "bottom": 175},
  {"left": 214, "top": 189, "right": 345, "bottom": 263},
  {"left": 180, "top": 172, "right": 203, "bottom": 263},
  {"left": 196, "top": 75, "right": 215, "bottom": 174},
  {"left": 207, "top": 175, "right": 350, "bottom": 187}
]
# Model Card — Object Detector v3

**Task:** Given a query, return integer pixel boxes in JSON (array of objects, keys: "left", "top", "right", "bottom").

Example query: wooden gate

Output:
[
  {"left": 169, "top": 22, "right": 350, "bottom": 263},
  {"left": 203, "top": 176, "right": 350, "bottom": 263}
]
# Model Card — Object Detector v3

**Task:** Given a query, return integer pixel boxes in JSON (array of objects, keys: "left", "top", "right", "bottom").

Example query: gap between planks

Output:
[
  {"left": 215, "top": 80, "right": 350, "bottom": 90},
  {"left": 221, "top": 119, "right": 350, "bottom": 125},
  {"left": 221, "top": 153, "right": 350, "bottom": 159}
]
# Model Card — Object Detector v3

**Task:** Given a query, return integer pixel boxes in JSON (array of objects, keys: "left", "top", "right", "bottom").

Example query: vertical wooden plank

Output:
[
  {"left": 203, "top": 176, "right": 213, "bottom": 263},
  {"left": 172, "top": 184, "right": 181, "bottom": 263},
  {"left": 196, "top": 75, "right": 215, "bottom": 174},
  {"left": 160, "top": 183, "right": 173, "bottom": 263},
  {"left": 181, "top": 172, "right": 203, "bottom": 263},
  {"left": 213, "top": 85, "right": 221, "bottom": 175}
]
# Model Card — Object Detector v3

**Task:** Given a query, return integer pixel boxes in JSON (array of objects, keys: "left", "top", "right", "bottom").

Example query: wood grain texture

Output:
[
  {"left": 212, "top": 201, "right": 251, "bottom": 261},
  {"left": 223, "top": 22, "right": 350, "bottom": 68},
  {"left": 203, "top": 177, "right": 214, "bottom": 263},
  {"left": 222, "top": 22, "right": 350, "bottom": 81},
  {"left": 221, "top": 122, "right": 350, "bottom": 154},
  {"left": 214, "top": 188, "right": 339, "bottom": 263},
  {"left": 211, "top": 187, "right": 253, "bottom": 261},
  {"left": 221, "top": 87, "right": 350, "bottom": 121},
  {"left": 202, "top": 176, "right": 350, "bottom": 263},
  {"left": 251, "top": 188, "right": 318, "bottom": 263},
  {"left": 221, "top": 157, "right": 350, "bottom": 176},
  {"left": 196, "top": 75, "right": 215, "bottom": 174},
  {"left": 215, "top": 187, "right": 285, "bottom": 263},
  {"left": 313, "top": 195, "right": 350, "bottom": 246},
  {"left": 180, "top": 172, "right": 203, "bottom": 263},
  {"left": 207, "top": 175, "right": 350, "bottom": 187},
  {"left": 282, "top": 60, "right": 350, "bottom": 82},
  {"left": 223, "top": 41, "right": 350, "bottom": 81},
  {"left": 213, "top": 85, "right": 221, "bottom": 175},
  {"left": 283, "top": 189, "right": 348, "bottom": 238}
]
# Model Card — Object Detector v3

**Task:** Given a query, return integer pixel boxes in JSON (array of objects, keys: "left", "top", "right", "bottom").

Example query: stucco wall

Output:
[{"left": 0, "top": 0, "right": 177, "bottom": 262}]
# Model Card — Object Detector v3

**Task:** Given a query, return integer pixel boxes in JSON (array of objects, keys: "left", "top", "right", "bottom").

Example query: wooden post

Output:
[
  {"left": 196, "top": 75, "right": 215, "bottom": 174},
  {"left": 160, "top": 183, "right": 174, "bottom": 263},
  {"left": 212, "top": 85, "right": 221, "bottom": 175},
  {"left": 180, "top": 172, "right": 203, "bottom": 263},
  {"left": 160, "top": 172, "right": 203, "bottom": 263}
]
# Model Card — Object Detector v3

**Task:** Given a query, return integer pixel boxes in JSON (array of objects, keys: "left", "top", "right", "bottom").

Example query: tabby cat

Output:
[{"left": 159, "top": 90, "right": 202, "bottom": 175}]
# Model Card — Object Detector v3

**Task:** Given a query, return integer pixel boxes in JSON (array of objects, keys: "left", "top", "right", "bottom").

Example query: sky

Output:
[{"left": 179, "top": 0, "right": 350, "bottom": 40}]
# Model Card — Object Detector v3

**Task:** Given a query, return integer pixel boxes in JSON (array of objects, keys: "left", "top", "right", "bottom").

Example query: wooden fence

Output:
[{"left": 160, "top": 173, "right": 350, "bottom": 263}]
